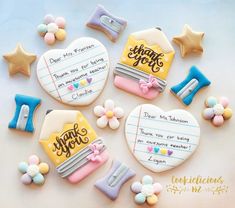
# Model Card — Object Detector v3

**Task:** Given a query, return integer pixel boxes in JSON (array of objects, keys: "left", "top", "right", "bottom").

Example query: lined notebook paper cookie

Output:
[
  {"left": 125, "top": 104, "right": 200, "bottom": 172},
  {"left": 37, "top": 37, "right": 109, "bottom": 106}
]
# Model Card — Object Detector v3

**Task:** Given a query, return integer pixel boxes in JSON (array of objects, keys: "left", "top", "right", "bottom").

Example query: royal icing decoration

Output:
[
  {"left": 202, "top": 96, "right": 232, "bottom": 126},
  {"left": 39, "top": 110, "right": 109, "bottom": 183},
  {"left": 125, "top": 104, "right": 200, "bottom": 172},
  {"left": 147, "top": 146, "right": 173, "bottom": 156},
  {"left": 3, "top": 44, "right": 36, "bottom": 77},
  {"left": 18, "top": 155, "right": 49, "bottom": 185},
  {"left": 114, "top": 28, "right": 175, "bottom": 99},
  {"left": 94, "top": 99, "right": 124, "bottom": 129},
  {"left": 173, "top": 24, "right": 204, "bottom": 57},
  {"left": 86, "top": 5, "right": 127, "bottom": 42},
  {"left": 95, "top": 160, "right": 135, "bottom": 200},
  {"left": 37, "top": 38, "right": 109, "bottom": 106},
  {"left": 171, "top": 66, "right": 211, "bottom": 106},
  {"left": 9, "top": 94, "right": 41, "bottom": 133},
  {"left": 131, "top": 175, "right": 162, "bottom": 206},
  {"left": 37, "top": 14, "right": 66, "bottom": 45}
]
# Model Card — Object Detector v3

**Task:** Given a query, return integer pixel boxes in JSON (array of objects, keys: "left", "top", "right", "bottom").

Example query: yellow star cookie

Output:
[
  {"left": 173, "top": 24, "right": 204, "bottom": 57},
  {"left": 3, "top": 44, "right": 36, "bottom": 77}
]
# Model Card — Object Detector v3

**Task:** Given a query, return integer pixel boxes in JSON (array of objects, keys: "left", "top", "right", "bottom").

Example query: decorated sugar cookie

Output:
[
  {"left": 39, "top": 110, "right": 109, "bottom": 183},
  {"left": 37, "top": 14, "right": 66, "bottom": 45},
  {"left": 9, "top": 94, "right": 41, "bottom": 133},
  {"left": 18, "top": 155, "right": 49, "bottom": 185},
  {"left": 86, "top": 5, "right": 127, "bottom": 42},
  {"left": 171, "top": 66, "right": 211, "bottom": 106},
  {"left": 125, "top": 104, "right": 200, "bottom": 172},
  {"left": 3, "top": 44, "right": 36, "bottom": 77},
  {"left": 37, "top": 38, "right": 109, "bottom": 106},
  {"left": 95, "top": 160, "right": 135, "bottom": 200},
  {"left": 173, "top": 24, "right": 204, "bottom": 58},
  {"left": 94, "top": 99, "right": 124, "bottom": 129},
  {"left": 114, "top": 28, "right": 175, "bottom": 100},
  {"left": 131, "top": 175, "right": 162, "bottom": 205},
  {"left": 202, "top": 96, "right": 232, "bottom": 126}
]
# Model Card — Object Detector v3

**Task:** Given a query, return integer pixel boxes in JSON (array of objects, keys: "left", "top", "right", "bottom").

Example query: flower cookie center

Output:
[
  {"left": 106, "top": 110, "right": 114, "bottom": 118},
  {"left": 213, "top": 104, "right": 224, "bottom": 115},
  {"left": 141, "top": 184, "right": 154, "bottom": 197},
  {"left": 27, "top": 164, "right": 39, "bottom": 177}
]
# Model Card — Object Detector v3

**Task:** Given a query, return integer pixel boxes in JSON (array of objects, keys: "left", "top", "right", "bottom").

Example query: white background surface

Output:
[{"left": 0, "top": 0, "right": 234, "bottom": 207}]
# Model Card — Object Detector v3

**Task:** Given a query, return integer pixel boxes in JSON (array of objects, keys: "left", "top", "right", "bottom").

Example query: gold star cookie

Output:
[
  {"left": 173, "top": 24, "right": 204, "bottom": 57},
  {"left": 3, "top": 44, "right": 36, "bottom": 77}
]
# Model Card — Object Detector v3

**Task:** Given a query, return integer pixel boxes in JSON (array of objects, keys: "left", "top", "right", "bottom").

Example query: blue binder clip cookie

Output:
[
  {"left": 171, "top": 66, "right": 211, "bottom": 106},
  {"left": 9, "top": 94, "right": 41, "bottom": 133}
]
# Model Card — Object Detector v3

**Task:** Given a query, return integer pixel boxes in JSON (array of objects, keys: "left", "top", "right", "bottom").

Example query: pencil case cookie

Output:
[
  {"left": 39, "top": 110, "right": 109, "bottom": 183},
  {"left": 114, "top": 28, "right": 175, "bottom": 100}
]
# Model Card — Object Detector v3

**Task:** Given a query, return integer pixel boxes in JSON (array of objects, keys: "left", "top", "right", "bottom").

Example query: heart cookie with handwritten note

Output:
[
  {"left": 125, "top": 104, "right": 200, "bottom": 172},
  {"left": 37, "top": 37, "right": 109, "bottom": 106}
]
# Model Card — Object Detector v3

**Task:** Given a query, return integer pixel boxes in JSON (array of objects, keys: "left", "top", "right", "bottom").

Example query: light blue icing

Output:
[
  {"left": 8, "top": 94, "right": 41, "bottom": 133},
  {"left": 171, "top": 66, "right": 211, "bottom": 106}
]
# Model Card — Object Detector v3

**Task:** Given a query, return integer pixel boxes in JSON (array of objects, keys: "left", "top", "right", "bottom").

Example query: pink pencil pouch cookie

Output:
[
  {"left": 114, "top": 28, "right": 175, "bottom": 100},
  {"left": 39, "top": 110, "right": 109, "bottom": 184}
]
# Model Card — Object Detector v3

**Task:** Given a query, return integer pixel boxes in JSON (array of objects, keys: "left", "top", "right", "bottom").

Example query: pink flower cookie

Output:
[
  {"left": 131, "top": 175, "right": 162, "bottom": 206},
  {"left": 202, "top": 96, "right": 232, "bottom": 126},
  {"left": 94, "top": 99, "right": 124, "bottom": 129}
]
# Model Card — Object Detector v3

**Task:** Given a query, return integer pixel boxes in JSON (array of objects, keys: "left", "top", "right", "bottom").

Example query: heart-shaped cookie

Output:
[
  {"left": 125, "top": 104, "right": 200, "bottom": 172},
  {"left": 37, "top": 37, "right": 109, "bottom": 106}
]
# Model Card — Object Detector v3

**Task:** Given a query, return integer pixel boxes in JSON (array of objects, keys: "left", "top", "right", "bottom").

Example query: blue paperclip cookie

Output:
[
  {"left": 9, "top": 94, "right": 41, "bottom": 133},
  {"left": 171, "top": 66, "right": 211, "bottom": 105}
]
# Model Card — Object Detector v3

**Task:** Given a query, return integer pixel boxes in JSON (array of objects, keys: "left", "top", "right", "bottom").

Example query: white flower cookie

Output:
[{"left": 94, "top": 99, "right": 124, "bottom": 129}]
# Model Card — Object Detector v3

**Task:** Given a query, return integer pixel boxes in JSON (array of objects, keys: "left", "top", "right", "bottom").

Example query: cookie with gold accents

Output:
[
  {"left": 39, "top": 110, "right": 109, "bottom": 183},
  {"left": 114, "top": 28, "right": 175, "bottom": 100}
]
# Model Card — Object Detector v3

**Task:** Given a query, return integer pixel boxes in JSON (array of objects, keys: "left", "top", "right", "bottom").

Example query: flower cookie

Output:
[
  {"left": 94, "top": 99, "right": 124, "bottom": 129},
  {"left": 37, "top": 38, "right": 109, "bottom": 106},
  {"left": 18, "top": 155, "right": 49, "bottom": 185},
  {"left": 202, "top": 96, "right": 232, "bottom": 126},
  {"left": 131, "top": 175, "right": 162, "bottom": 206},
  {"left": 39, "top": 110, "right": 109, "bottom": 183},
  {"left": 114, "top": 28, "right": 175, "bottom": 100},
  {"left": 37, "top": 14, "right": 66, "bottom": 45},
  {"left": 86, "top": 5, "right": 127, "bottom": 42}
]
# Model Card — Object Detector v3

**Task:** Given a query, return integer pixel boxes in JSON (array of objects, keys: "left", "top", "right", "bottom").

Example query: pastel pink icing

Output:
[
  {"left": 67, "top": 150, "right": 109, "bottom": 184},
  {"left": 114, "top": 76, "right": 160, "bottom": 100}
]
